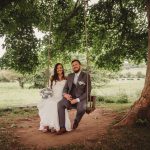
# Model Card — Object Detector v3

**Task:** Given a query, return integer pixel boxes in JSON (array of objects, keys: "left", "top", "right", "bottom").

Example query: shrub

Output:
[
  {"left": 136, "top": 71, "right": 145, "bottom": 78},
  {"left": 127, "top": 78, "right": 134, "bottom": 80},
  {"left": 126, "top": 72, "right": 132, "bottom": 78},
  {"left": 0, "top": 76, "right": 9, "bottom": 82},
  {"left": 96, "top": 96, "right": 105, "bottom": 102},
  {"left": 116, "top": 93, "right": 129, "bottom": 103},
  {"left": 96, "top": 96, "right": 115, "bottom": 103},
  {"left": 29, "top": 69, "right": 49, "bottom": 89},
  {"left": 0, "top": 69, "right": 22, "bottom": 82},
  {"left": 116, "top": 98, "right": 128, "bottom": 103},
  {"left": 105, "top": 98, "right": 115, "bottom": 103},
  {"left": 97, "top": 93, "right": 129, "bottom": 104}
]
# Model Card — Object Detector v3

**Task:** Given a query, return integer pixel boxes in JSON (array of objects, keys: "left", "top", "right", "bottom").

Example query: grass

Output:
[
  {"left": 92, "top": 79, "right": 144, "bottom": 102},
  {"left": 0, "top": 79, "right": 145, "bottom": 108},
  {"left": 0, "top": 76, "right": 147, "bottom": 149},
  {"left": 96, "top": 92, "right": 130, "bottom": 104},
  {"left": 97, "top": 103, "right": 131, "bottom": 112},
  {"left": 0, "top": 106, "right": 37, "bottom": 118},
  {"left": 0, "top": 106, "right": 37, "bottom": 150},
  {"left": 0, "top": 82, "right": 40, "bottom": 108}
]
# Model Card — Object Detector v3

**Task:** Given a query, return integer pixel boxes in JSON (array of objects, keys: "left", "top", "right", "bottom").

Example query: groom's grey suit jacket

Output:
[{"left": 63, "top": 71, "right": 92, "bottom": 102}]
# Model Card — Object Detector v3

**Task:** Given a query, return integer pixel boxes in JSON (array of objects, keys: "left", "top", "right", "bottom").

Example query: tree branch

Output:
[{"left": 0, "top": 0, "right": 17, "bottom": 10}]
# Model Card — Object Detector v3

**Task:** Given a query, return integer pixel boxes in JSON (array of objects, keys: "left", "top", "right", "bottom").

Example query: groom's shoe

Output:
[
  {"left": 56, "top": 128, "right": 67, "bottom": 135},
  {"left": 73, "top": 120, "right": 79, "bottom": 130}
]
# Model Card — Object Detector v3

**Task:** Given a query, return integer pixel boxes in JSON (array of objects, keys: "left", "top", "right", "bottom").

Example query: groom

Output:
[{"left": 57, "top": 59, "right": 91, "bottom": 135}]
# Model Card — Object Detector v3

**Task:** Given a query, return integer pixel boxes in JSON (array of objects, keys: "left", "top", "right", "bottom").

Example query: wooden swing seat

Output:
[
  {"left": 86, "top": 95, "right": 96, "bottom": 114},
  {"left": 67, "top": 96, "right": 96, "bottom": 114}
]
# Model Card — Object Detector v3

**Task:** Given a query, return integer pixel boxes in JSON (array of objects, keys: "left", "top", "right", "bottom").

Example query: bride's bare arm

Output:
[
  {"left": 63, "top": 76, "right": 72, "bottom": 100},
  {"left": 63, "top": 80, "right": 69, "bottom": 94}
]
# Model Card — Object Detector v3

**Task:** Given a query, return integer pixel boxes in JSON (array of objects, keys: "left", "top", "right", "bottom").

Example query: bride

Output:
[{"left": 37, "top": 63, "right": 71, "bottom": 132}]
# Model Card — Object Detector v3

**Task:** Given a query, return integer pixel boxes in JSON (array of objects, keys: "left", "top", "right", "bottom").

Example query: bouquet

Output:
[{"left": 40, "top": 87, "right": 53, "bottom": 99}]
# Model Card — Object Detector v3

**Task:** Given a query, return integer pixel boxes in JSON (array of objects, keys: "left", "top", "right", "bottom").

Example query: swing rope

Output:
[
  {"left": 83, "top": 0, "right": 89, "bottom": 108},
  {"left": 83, "top": 0, "right": 96, "bottom": 114},
  {"left": 48, "top": 2, "right": 53, "bottom": 87},
  {"left": 47, "top": 0, "right": 96, "bottom": 113}
]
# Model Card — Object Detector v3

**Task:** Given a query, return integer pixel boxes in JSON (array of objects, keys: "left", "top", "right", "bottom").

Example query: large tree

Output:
[
  {"left": 115, "top": 0, "right": 150, "bottom": 126},
  {"left": 1, "top": 0, "right": 150, "bottom": 125},
  {"left": 89, "top": 0, "right": 150, "bottom": 126}
]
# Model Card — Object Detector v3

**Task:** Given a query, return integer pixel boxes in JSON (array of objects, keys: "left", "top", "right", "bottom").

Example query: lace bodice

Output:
[{"left": 50, "top": 80, "right": 66, "bottom": 101}]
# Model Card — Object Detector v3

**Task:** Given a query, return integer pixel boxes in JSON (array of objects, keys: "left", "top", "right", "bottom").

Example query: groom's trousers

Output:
[{"left": 58, "top": 98, "right": 86, "bottom": 128}]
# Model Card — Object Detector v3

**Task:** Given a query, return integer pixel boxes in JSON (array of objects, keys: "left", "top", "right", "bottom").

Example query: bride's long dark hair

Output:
[{"left": 50, "top": 63, "right": 65, "bottom": 88}]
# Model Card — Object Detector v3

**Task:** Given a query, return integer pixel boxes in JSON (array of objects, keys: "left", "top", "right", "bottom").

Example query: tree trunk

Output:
[
  {"left": 114, "top": 0, "right": 150, "bottom": 127},
  {"left": 18, "top": 77, "right": 24, "bottom": 89}
]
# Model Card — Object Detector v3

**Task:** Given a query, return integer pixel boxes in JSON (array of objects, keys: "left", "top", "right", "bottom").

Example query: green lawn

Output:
[
  {"left": 0, "top": 79, "right": 145, "bottom": 108},
  {"left": 92, "top": 78, "right": 145, "bottom": 101},
  {"left": 0, "top": 82, "right": 40, "bottom": 108}
]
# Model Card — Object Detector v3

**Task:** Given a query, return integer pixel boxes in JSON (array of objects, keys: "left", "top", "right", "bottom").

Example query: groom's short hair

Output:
[{"left": 71, "top": 59, "right": 81, "bottom": 65}]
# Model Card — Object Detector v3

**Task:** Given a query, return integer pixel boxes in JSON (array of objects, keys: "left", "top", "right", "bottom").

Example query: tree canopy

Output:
[
  {"left": 0, "top": 0, "right": 148, "bottom": 73},
  {"left": 89, "top": 0, "right": 147, "bottom": 70}
]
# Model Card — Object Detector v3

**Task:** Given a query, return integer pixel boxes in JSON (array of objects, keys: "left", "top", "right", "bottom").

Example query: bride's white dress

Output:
[{"left": 37, "top": 80, "right": 71, "bottom": 131}]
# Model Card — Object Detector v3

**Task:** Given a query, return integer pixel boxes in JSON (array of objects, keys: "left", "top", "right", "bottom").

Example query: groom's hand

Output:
[
  {"left": 63, "top": 93, "right": 72, "bottom": 100},
  {"left": 70, "top": 99, "right": 78, "bottom": 104}
]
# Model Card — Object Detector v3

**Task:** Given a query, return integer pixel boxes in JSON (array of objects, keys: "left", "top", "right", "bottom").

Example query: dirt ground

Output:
[{"left": 14, "top": 108, "right": 116, "bottom": 149}]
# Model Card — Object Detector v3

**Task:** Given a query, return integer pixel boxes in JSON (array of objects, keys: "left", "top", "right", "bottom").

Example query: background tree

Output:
[{"left": 0, "top": 0, "right": 41, "bottom": 73}]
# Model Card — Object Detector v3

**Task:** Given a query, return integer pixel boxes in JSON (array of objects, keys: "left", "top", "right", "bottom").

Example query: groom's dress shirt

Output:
[
  {"left": 73, "top": 71, "right": 81, "bottom": 102},
  {"left": 73, "top": 71, "right": 81, "bottom": 85}
]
